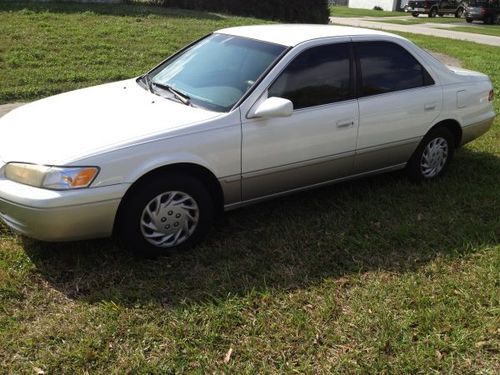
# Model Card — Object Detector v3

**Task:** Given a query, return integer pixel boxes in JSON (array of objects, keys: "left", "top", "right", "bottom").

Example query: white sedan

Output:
[{"left": 0, "top": 25, "right": 495, "bottom": 256}]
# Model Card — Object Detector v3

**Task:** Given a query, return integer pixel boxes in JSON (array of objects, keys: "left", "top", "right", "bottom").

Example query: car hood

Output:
[{"left": 0, "top": 79, "right": 221, "bottom": 165}]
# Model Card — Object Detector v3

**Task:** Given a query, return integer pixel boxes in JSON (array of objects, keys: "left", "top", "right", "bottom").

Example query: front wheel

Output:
[
  {"left": 406, "top": 127, "right": 455, "bottom": 182},
  {"left": 466, "top": 17, "right": 473, "bottom": 23},
  {"left": 412, "top": 12, "right": 419, "bottom": 17},
  {"left": 116, "top": 174, "right": 215, "bottom": 257}
]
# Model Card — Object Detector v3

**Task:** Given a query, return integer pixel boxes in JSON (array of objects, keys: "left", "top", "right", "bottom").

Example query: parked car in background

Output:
[
  {"left": 0, "top": 25, "right": 495, "bottom": 256},
  {"left": 465, "top": 0, "right": 500, "bottom": 23},
  {"left": 406, "top": 0, "right": 466, "bottom": 17}
]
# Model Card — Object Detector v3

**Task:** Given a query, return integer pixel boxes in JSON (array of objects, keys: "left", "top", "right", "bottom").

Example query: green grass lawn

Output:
[
  {"left": 1, "top": 2, "right": 499, "bottom": 374},
  {"left": 330, "top": 5, "right": 407, "bottom": 17},
  {"left": 0, "top": 2, "right": 269, "bottom": 104},
  {"left": 451, "top": 25, "right": 500, "bottom": 37}
]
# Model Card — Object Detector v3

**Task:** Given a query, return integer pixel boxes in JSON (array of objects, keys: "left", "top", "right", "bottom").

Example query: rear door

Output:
[{"left": 352, "top": 39, "right": 442, "bottom": 173}]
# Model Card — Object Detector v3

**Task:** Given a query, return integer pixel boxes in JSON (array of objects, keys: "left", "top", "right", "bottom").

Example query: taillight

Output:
[{"left": 488, "top": 89, "right": 494, "bottom": 102}]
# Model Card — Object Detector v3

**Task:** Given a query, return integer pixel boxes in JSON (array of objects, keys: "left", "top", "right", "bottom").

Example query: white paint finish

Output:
[
  {"left": 356, "top": 85, "right": 442, "bottom": 149},
  {"left": 217, "top": 24, "right": 398, "bottom": 47},
  {"left": 348, "top": 0, "right": 397, "bottom": 11},
  {"left": 76, "top": 111, "right": 242, "bottom": 188},
  {"left": 242, "top": 99, "right": 359, "bottom": 198},
  {"left": 0, "top": 79, "right": 221, "bottom": 165}
]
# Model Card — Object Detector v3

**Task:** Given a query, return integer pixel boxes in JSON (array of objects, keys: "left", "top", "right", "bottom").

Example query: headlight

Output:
[{"left": 5, "top": 163, "right": 99, "bottom": 190}]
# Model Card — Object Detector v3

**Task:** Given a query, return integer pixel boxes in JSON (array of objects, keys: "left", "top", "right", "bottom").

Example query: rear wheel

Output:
[
  {"left": 412, "top": 12, "right": 419, "bottom": 17},
  {"left": 466, "top": 17, "right": 473, "bottom": 23},
  {"left": 485, "top": 15, "right": 494, "bottom": 24},
  {"left": 429, "top": 8, "right": 438, "bottom": 17},
  {"left": 406, "top": 127, "right": 455, "bottom": 182},
  {"left": 116, "top": 173, "right": 215, "bottom": 257}
]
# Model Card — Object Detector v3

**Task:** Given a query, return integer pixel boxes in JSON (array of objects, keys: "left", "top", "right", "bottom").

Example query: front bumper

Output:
[
  {"left": 406, "top": 7, "right": 429, "bottom": 14},
  {"left": 0, "top": 178, "right": 130, "bottom": 242},
  {"left": 465, "top": 12, "right": 485, "bottom": 20}
]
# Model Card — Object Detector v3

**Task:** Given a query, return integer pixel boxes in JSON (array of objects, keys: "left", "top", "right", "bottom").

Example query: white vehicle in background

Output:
[{"left": 0, "top": 25, "right": 495, "bottom": 257}]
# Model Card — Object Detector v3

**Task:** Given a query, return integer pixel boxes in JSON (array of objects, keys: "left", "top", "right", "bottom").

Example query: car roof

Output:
[{"left": 216, "top": 24, "right": 400, "bottom": 47}]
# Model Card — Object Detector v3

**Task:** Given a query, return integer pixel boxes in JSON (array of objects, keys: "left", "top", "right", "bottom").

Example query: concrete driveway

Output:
[
  {"left": 330, "top": 16, "right": 500, "bottom": 46},
  {"left": 0, "top": 103, "right": 24, "bottom": 118}
]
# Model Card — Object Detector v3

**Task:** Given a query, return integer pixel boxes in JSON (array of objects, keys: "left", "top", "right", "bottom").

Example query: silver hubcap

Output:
[
  {"left": 420, "top": 137, "right": 448, "bottom": 178},
  {"left": 140, "top": 191, "right": 199, "bottom": 248}
]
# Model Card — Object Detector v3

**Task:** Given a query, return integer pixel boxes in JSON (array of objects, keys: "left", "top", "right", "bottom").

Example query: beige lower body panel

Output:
[
  {"left": 241, "top": 152, "right": 354, "bottom": 201},
  {"left": 353, "top": 138, "right": 421, "bottom": 174},
  {"left": 461, "top": 117, "right": 494, "bottom": 146},
  {"left": 223, "top": 138, "right": 422, "bottom": 210}
]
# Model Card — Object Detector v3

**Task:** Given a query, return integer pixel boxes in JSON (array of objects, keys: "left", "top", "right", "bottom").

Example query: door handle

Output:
[
  {"left": 336, "top": 120, "right": 354, "bottom": 128},
  {"left": 425, "top": 104, "right": 436, "bottom": 111}
]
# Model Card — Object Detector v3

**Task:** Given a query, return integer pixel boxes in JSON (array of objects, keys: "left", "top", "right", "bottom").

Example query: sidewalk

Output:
[{"left": 330, "top": 16, "right": 500, "bottom": 47}]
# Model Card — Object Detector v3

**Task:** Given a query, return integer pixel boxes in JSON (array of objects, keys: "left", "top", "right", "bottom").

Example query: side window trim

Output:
[{"left": 264, "top": 41, "right": 355, "bottom": 111}]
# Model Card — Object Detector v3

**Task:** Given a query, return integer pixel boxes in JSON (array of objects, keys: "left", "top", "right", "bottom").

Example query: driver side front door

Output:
[{"left": 241, "top": 40, "right": 359, "bottom": 201}]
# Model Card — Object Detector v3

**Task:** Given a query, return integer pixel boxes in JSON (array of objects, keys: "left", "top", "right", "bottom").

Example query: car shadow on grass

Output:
[
  {"left": 0, "top": 1, "right": 226, "bottom": 21},
  {"left": 21, "top": 148, "right": 499, "bottom": 308}
]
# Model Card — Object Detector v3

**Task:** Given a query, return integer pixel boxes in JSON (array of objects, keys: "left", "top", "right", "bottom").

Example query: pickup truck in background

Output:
[{"left": 406, "top": 0, "right": 466, "bottom": 17}]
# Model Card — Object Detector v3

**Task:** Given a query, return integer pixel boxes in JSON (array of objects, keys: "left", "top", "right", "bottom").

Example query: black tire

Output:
[
  {"left": 484, "top": 15, "right": 494, "bottom": 24},
  {"left": 455, "top": 8, "right": 464, "bottom": 18},
  {"left": 115, "top": 173, "right": 215, "bottom": 258},
  {"left": 412, "top": 12, "right": 419, "bottom": 17},
  {"left": 406, "top": 127, "right": 455, "bottom": 182},
  {"left": 429, "top": 8, "right": 437, "bottom": 17},
  {"left": 466, "top": 17, "right": 473, "bottom": 23}
]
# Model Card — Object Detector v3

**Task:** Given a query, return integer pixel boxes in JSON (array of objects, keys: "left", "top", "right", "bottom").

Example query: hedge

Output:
[{"left": 149, "top": 0, "right": 330, "bottom": 24}]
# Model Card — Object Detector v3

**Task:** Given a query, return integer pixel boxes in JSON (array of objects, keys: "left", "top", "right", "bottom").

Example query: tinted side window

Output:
[
  {"left": 268, "top": 43, "right": 352, "bottom": 110},
  {"left": 355, "top": 42, "right": 434, "bottom": 97}
]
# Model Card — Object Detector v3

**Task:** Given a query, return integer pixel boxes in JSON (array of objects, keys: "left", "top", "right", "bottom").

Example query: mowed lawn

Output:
[
  {"left": 330, "top": 5, "right": 407, "bottom": 17},
  {"left": 1, "top": 2, "right": 499, "bottom": 374}
]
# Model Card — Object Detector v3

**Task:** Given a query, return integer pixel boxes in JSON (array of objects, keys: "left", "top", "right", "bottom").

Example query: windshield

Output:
[{"left": 146, "top": 34, "right": 287, "bottom": 112}]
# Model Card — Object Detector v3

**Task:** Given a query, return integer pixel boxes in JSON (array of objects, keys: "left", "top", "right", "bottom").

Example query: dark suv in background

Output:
[
  {"left": 406, "top": 0, "right": 466, "bottom": 17},
  {"left": 465, "top": 0, "right": 500, "bottom": 23}
]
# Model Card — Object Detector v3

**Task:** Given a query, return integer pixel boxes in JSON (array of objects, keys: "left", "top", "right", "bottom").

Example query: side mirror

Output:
[{"left": 252, "top": 97, "right": 293, "bottom": 119}]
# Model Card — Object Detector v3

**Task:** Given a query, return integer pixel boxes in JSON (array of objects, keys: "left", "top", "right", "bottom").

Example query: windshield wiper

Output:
[
  {"left": 139, "top": 74, "right": 191, "bottom": 106},
  {"left": 141, "top": 73, "right": 154, "bottom": 93},
  {"left": 151, "top": 82, "right": 191, "bottom": 106}
]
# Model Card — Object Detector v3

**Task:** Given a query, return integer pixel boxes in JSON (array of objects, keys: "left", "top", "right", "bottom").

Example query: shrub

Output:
[
  {"left": 373, "top": 6, "right": 384, "bottom": 10},
  {"left": 150, "top": 0, "right": 330, "bottom": 24}
]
